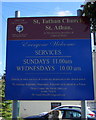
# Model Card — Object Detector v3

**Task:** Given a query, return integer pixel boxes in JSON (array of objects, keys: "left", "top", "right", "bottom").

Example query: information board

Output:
[{"left": 6, "top": 16, "right": 94, "bottom": 100}]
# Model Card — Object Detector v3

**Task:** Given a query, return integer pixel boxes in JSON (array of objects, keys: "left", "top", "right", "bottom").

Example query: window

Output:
[{"left": 64, "top": 110, "right": 81, "bottom": 118}]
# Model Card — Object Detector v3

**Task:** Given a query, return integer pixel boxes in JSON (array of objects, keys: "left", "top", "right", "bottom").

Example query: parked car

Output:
[
  {"left": 23, "top": 108, "right": 96, "bottom": 120},
  {"left": 52, "top": 105, "right": 95, "bottom": 118},
  {"left": 92, "top": 111, "right": 96, "bottom": 117}
]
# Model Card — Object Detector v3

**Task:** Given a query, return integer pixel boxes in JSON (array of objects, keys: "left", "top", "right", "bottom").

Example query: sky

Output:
[{"left": 0, "top": 1, "right": 84, "bottom": 77}]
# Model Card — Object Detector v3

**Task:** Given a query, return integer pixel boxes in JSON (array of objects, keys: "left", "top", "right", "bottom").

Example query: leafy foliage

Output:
[
  {"left": 81, "top": 1, "right": 96, "bottom": 31},
  {"left": 0, "top": 74, "right": 12, "bottom": 119}
]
